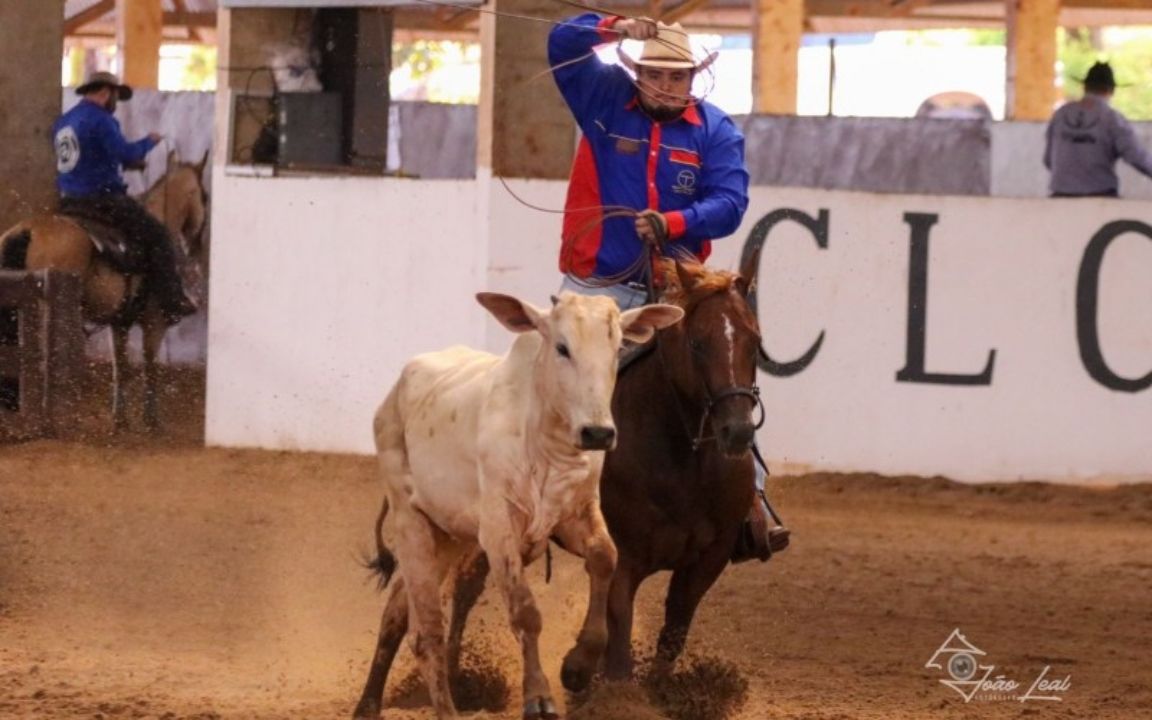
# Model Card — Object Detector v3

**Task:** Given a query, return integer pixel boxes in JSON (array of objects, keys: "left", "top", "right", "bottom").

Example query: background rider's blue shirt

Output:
[{"left": 52, "top": 99, "right": 157, "bottom": 197}]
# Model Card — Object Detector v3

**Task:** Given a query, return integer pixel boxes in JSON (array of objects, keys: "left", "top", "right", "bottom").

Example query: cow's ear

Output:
[
  {"left": 476, "top": 292, "right": 544, "bottom": 334},
  {"left": 620, "top": 304, "right": 684, "bottom": 343}
]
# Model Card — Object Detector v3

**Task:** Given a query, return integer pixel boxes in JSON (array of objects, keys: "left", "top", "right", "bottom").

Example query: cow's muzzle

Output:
[{"left": 579, "top": 425, "right": 617, "bottom": 451}]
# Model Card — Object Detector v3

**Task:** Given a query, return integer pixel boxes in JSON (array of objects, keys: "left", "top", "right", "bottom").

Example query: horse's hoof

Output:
[
  {"left": 560, "top": 649, "right": 595, "bottom": 693},
  {"left": 351, "top": 697, "right": 380, "bottom": 719},
  {"left": 523, "top": 696, "right": 560, "bottom": 720}
]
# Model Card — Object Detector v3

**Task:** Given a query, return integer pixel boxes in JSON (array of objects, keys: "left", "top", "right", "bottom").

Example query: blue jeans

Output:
[
  {"left": 559, "top": 275, "right": 769, "bottom": 500},
  {"left": 558, "top": 275, "right": 649, "bottom": 310}
]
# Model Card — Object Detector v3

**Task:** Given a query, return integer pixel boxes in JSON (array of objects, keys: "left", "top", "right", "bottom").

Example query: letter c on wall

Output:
[{"left": 740, "top": 208, "right": 828, "bottom": 377}]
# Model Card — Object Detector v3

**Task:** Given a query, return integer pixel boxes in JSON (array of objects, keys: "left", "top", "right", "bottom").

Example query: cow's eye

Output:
[{"left": 556, "top": 343, "right": 571, "bottom": 359}]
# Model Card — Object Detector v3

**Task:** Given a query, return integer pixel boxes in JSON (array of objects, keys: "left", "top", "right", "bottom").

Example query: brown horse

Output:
[
  {"left": 598, "top": 253, "right": 766, "bottom": 680},
  {"left": 0, "top": 151, "right": 209, "bottom": 432},
  {"left": 352, "top": 254, "right": 768, "bottom": 717}
]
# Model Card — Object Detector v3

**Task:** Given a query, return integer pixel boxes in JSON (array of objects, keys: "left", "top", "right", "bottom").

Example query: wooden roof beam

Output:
[{"left": 64, "top": 0, "right": 114, "bottom": 34}]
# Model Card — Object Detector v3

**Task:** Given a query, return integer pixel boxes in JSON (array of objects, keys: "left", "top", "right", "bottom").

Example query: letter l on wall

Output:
[{"left": 896, "top": 212, "right": 997, "bottom": 386}]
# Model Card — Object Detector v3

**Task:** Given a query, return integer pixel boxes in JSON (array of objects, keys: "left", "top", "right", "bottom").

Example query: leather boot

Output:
[{"left": 731, "top": 491, "right": 790, "bottom": 564}]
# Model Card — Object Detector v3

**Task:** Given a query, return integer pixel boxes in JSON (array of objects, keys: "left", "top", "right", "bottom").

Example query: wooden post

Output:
[
  {"left": 752, "top": 0, "right": 803, "bottom": 115},
  {"left": 117, "top": 0, "right": 163, "bottom": 89},
  {"left": 0, "top": 0, "right": 63, "bottom": 230},
  {"left": 1006, "top": 0, "right": 1060, "bottom": 120},
  {"left": 477, "top": 0, "right": 573, "bottom": 179}
]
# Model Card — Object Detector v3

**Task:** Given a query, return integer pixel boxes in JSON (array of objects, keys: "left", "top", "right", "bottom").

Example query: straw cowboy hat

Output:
[
  {"left": 76, "top": 71, "right": 134, "bottom": 100},
  {"left": 618, "top": 21, "right": 718, "bottom": 73}
]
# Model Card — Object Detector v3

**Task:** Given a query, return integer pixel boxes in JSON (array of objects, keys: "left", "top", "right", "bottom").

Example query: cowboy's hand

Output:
[
  {"left": 148, "top": 132, "right": 163, "bottom": 144},
  {"left": 614, "top": 17, "right": 658, "bottom": 41},
  {"left": 636, "top": 209, "right": 668, "bottom": 246}
]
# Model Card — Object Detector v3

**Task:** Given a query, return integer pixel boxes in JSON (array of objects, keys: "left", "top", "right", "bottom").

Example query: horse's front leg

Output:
[
  {"left": 109, "top": 325, "right": 131, "bottom": 432},
  {"left": 140, "top": 308, "right": 167, "bottom": 433},
  {"left": 604, "top": 557, "right": 644, "bottom": 681},
  {"left": 552, "top": 501, "right": 618, "bottom": 693},
  {"left": 654, "top": 542, "right": 732, "bottom": 671}
]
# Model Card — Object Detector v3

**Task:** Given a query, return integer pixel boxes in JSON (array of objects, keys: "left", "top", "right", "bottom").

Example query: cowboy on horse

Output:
[
  {"left": 52, "top": 71, "right": 196, "bottom": 325},
  {"left": 548, "top": 14, "right": 790, "bottom": 562}
]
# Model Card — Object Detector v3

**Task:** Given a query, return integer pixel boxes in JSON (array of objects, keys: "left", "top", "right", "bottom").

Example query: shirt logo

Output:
[
  {"left": 673, "top": 169, "right": 697, "bottom": 196},
  {"left": 55, "top": 126, "right": 80, "bottom": 174}
]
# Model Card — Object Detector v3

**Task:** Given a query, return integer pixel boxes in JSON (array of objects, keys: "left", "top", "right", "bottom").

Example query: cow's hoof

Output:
[
  {"left": 523, "top": 696, "right": 560, "bottom": 719},
  {"left": 560, "top": 648, "right": 595, "bottom": 693}
]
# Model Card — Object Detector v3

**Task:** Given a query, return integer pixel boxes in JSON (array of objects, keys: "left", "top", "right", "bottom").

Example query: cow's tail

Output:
[
  {"left": 0, "top": 224, "right": 32, "bottom": 270},
  {"left": 364, "top": 496, "right": 398, "bottom": 590}
]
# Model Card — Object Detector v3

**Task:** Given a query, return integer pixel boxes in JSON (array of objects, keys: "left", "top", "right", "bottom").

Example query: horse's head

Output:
[
  {"left": 657, "top": 258, "right": 764, "bottom": 457},
  {"left": 156, "top": 150, "right": 210, "bottom": 257},
  {"left": 478, "top": 292, "right": 682, "bottom": 451}
]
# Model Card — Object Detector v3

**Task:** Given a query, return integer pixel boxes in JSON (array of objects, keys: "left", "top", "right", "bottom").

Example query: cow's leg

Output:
[
  {"left": 480, "top": 518, "right": 556, "bottom": 720},
  {"left": 552, "top": 502, "right": 618, "bottom": 693},
  {"left": 446, "top": 546, "right": 489, "bottom": 678},
  {"left": 604, "top": 557, "right": 645, "bottom": 681},
  {"left": 353, "top": 576, "right": 409, "bottom": 720},
  {"left": 397, "top": 508, "right": 458, "bottom": 720},
  {"left": 654, "top": 545, "right": 730, "bottom": 672}
]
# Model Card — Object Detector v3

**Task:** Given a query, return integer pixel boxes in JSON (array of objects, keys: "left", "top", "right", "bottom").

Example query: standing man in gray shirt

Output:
[{"left": 1045, "top": 62, "right": 1152, "bottom": 197}]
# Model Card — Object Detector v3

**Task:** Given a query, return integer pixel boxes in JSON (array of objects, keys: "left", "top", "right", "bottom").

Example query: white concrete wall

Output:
[
  {"left": 205, "top": 172, "right": 484, "bottom": 453},
  {"left": 717, "top": 187, "right": 1152, "bottom": 483},
  {"left": 206, "top": 176, "right": 1152, "bottom": 482}
]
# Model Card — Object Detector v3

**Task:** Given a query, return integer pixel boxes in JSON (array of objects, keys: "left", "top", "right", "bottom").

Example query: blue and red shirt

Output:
[
  {"left": 52, "top": 99, "right": 157, "bottom": 197},
  {"left": 549, "top": 14, "right": 750, "bottom": 280}
]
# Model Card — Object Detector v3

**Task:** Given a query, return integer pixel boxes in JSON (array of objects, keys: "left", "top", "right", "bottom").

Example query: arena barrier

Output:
[{"left": 0, "top": 270, "right": 83, "bottom": 439}]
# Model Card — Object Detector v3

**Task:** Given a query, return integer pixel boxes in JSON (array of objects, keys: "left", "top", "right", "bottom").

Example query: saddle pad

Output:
[{"left": 62, "top": 217, "right": 142, "bottom": 274}]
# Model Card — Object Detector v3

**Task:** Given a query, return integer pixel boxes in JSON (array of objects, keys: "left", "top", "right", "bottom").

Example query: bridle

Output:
[
  {"left": 654, "top": 303, "right": 766, "bottom": 452},
  {"left": 635, "top": 240, "right": 766, "bottom": 451}
]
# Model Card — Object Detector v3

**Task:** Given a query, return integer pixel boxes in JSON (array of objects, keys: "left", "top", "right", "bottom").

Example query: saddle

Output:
[{"left": 60, "top": 215, "right": 146, "bottom": 274}]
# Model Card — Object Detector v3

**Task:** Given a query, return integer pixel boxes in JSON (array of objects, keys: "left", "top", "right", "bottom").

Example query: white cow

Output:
[{"left": 353, "top": 291, "right": 683, "bottom": 720}]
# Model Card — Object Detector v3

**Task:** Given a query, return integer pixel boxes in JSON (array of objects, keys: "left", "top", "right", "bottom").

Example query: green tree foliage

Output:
[
  {"left": 393, "top": 40, "right": 449, "bottom": 80},
  {"left": 181, "top": 46, "right": 217, "bottom": 91}
]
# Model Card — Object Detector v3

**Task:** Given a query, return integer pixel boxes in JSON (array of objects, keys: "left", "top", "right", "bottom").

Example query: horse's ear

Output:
[
  {"left": 674, "top": 260, "right": 697, "bottom": 292},
  {"left": 195, "top": 149, "right": 210, "bottom": 177},
  {"left": 167, "top": 148, "right": 179, "bottom": 168},
  {"left": 737, "top": 240, "right": 764, "bottom": 298}
]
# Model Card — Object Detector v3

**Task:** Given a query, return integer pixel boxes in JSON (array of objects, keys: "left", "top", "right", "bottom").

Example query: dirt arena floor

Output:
[{"left": 2, "top": 368, "right": 1151, "bottom": 719}]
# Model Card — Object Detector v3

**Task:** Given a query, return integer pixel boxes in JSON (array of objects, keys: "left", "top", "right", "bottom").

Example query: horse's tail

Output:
[
  {"left": 364, "top": 496, "right": 398, "bottom": 590},
  {"left": 0, "top": 224, "right": 31, "bottom": 270}
]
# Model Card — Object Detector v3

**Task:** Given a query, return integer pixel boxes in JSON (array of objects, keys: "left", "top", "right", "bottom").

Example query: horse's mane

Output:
[{"left": 656, "top": 258, "right": 739, "bottom": 310}]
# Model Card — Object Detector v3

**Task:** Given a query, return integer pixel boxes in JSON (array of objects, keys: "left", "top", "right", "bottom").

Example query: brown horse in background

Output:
[
  {"left": 0, "top": 151, "right": 209, "bottom": 432},
  {"left": 352, "top": 253, "right": 770, "bottom": 717}
]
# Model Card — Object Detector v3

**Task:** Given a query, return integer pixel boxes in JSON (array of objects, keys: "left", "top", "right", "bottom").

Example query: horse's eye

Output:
[
  {"left": 556, "top": 343, "right": 571, "bottom": 359},
  {"left": 689, "top": 339, "right": 704, "bottom": 352}
]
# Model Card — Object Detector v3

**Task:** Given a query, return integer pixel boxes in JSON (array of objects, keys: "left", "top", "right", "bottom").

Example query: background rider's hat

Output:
[
  {"left": 618, "top": 22, "right": 718, "bottom": 73},
  {"left": 76, "top": 71, "right": 134, "bottom": 101},
  {"left": 1078, "top": 61, "right": 1125, "bottom": 90}
]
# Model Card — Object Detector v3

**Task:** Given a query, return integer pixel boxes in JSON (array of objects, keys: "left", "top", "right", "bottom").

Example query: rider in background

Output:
[
  {"left": 548, "top": 15, "right": 788, "bottom": 562},
  {"left": 52, "top": 71, "right": 196, "bottom": 324},
  {"left": 1045, "top": 61, "right": 1152, "bottom": 197}
]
